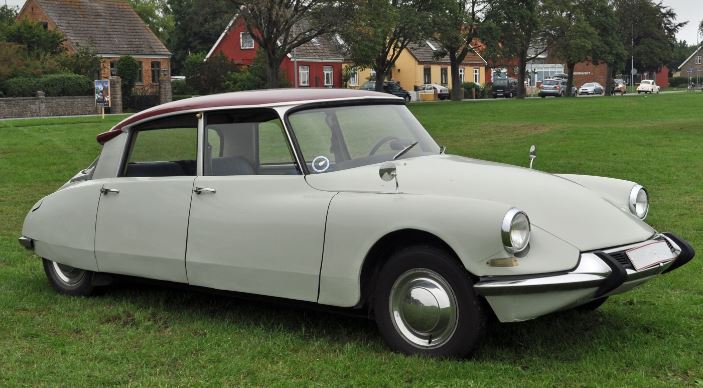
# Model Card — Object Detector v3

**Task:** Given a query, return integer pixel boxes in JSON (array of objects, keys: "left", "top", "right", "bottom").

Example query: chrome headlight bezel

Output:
[
  {"left": 628, "top": 184, "right": 649, "bottom": 220},
  {"left": 501, "top": 208, "right": 531, "bottom": 255}
]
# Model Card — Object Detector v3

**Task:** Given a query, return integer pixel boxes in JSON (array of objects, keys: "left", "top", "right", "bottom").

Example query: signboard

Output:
[
  {"left": 630, "top": 68, "right": 638, "bottom": 76},
  {"left": 95, "top": 80, "right": 111, "bottom": 108}
]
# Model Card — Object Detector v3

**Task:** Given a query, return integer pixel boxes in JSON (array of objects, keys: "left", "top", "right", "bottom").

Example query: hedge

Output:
[
  {"left": 1, "top": 73, "right": 92, "bottom": 97},
  {"left": 669, "top": 76, "right": 690, "bottom": 88}
]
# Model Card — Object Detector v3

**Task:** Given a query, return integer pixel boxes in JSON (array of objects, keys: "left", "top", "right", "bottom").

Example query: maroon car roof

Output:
[{"left": 99, "top": 89, "right": 397, "bottom": 143}]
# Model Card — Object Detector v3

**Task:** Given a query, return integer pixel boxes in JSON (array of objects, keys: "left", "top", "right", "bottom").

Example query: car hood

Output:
[{"left": 305, "top": 155, "right": 654, "bottom": 251}]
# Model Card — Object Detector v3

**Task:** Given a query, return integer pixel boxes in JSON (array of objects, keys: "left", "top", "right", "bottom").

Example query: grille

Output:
[{"left": 608, "top": 250, "right": 634, "bottom": 270}]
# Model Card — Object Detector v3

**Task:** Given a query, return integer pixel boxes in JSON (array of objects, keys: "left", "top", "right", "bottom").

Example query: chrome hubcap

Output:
[
  {"left": 389, "top": 269, "right": 458, "bottom": 349},
  {"left": 52, "top": 261, "right": 84, "bottom": 285}
]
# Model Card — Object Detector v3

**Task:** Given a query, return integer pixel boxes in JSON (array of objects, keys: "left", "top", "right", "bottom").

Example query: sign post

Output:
[{"left": 95, "top": 80, "right": 111, "bottom": 119}]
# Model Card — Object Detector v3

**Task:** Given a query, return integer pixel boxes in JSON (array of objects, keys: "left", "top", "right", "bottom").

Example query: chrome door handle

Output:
[
  {"left": 193, "top": 187, "right": 216, "bottom": 195},
  {"left": 100, "top": 187, "right": 120, "bottom": 195}
]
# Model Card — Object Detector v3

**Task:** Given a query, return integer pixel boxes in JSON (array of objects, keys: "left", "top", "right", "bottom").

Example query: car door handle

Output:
[
  {"left": 193, "top": 187, "right": 216, "bottom": 195},
  {"left": 100, "top": 187, "right": 120, "bottom": 195}
]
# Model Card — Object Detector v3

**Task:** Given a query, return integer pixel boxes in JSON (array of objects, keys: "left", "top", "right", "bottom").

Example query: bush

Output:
[
  {"left": 171, "top": 79, "right": 193, "bottom": 95},
  {"left": 2, "top": 77, "right": 41, "bottom": 97},
  {"left": 462, "top": 82, "right": 482, "bottom": 99},
  {"left": 116, "top": 56, "right": 140, "bottom": 107},
  {"left": 184, "top": 52, "right": 239, "bottom": 95},
  {"left": 669, "top": 76, "right": 689, "bottom": 88},
  {"left": 1, "top": 73, "right": 92, "bottom": 97}
]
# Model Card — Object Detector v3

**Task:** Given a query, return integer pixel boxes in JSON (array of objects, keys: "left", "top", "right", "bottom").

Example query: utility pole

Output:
[{"left": 631, "top": 24, "right": 634, "bottom": 91}]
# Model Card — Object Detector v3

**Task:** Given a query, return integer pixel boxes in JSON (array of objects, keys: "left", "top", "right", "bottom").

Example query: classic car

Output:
[
  {"left": 637, "top": 80, "right": 660, "bottom": 94},
  {"left": 612, "top": 78, "right": 627, "bottom": 95},
  {"left": 419, "top": 84, "right": 450, "bottom": 100},
  {"left": 578, "top": 82, "right": 605, "bottom": 95},
  {"left": 19, "top": 89, "right": 695, "bottom": 358}
]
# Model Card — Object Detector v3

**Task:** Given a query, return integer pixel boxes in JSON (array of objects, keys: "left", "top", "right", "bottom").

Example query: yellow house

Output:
[{"left": 345, "top": 39, "right": 488, "bottom": 91}]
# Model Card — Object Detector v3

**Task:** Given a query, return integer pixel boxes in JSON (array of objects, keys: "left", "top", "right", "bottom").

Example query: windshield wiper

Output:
[{"left": 393, "top": 141, "right": 419, "bottom": 160}]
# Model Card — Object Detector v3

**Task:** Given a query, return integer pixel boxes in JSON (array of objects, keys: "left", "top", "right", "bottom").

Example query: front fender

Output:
[
  {"left": 556, "top": 174, "right": 638, "bottom": 213},
  {"left": 317, "top": 192, "right": 580, "bottom": 307}
]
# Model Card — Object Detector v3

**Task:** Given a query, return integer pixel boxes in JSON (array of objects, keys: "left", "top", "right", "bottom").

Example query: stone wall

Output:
[{"left": 0, "top": 95, "right": 99, "bottom": 119}]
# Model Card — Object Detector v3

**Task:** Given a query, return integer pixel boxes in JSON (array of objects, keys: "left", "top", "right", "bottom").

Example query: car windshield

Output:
[
  {"left": 494, "top": 79, "right": 508, "bottom": 86},
  {"left": 583, "top": 83, "right": 595, "bottom": 87},
  {"left": 642, "top": 80, "right": 652, "bottom": 84},
  {"left": 288, "top": 104, "right": 440, "bottom": 174},
  {"left": 543, "top": 80, "right": 558, "bottom": 85}
]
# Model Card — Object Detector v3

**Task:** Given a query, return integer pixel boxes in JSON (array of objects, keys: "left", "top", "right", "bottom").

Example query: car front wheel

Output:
[
  {"left": 373, "top": 246, "right": 486, "bottom": 358},
  {"left": 42, "top": 258, "right": 95, "bottom": 296}
]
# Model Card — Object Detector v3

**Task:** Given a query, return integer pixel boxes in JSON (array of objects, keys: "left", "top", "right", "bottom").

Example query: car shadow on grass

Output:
[{"left": 94, "top": 278, "right": 658, "bottom": 361}]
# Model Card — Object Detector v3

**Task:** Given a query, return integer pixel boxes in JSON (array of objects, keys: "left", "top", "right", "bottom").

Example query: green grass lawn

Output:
[{"left": 1, "top": 94, "right": 701, "bottom": 386}]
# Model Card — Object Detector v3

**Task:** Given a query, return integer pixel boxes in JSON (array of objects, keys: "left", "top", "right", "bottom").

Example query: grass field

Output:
[{"left": 1, "top": 94, "right": 701, "bottom": 386}]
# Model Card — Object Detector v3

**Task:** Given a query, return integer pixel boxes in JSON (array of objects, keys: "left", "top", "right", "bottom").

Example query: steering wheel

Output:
[{"left": 369, "top": 136, "right": 400, "bottom": 156}]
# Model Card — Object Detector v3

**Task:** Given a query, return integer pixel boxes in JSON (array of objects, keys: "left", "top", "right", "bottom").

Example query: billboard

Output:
[{"left": 95, "top": 80, "right": 111, "bottom": 108}]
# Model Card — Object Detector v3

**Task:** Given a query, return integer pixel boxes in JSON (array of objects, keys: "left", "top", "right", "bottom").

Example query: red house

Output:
[{"left": 206, "top": 15, "right": 344, "bottom": 88}]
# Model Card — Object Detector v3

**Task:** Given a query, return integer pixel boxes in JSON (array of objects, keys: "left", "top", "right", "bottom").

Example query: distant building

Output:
[
  {"left": 677, "top": 46, "right": 703, "bottom": 84},
  {"left": 207, "top": 15, "right": 345, "bottom": 88},
  {"left": 18, "top": 0, "right": 171, "bottom": 88}
]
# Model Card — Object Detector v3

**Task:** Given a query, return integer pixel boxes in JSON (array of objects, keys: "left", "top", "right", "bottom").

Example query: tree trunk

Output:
[
  {"left": 374, "top": 61, "right": 386, "bottom": 92},
  {"left": 605, "top": 64, "right": 615, "bottom": 95},
  {"left": 265, "top": 52, "right": 281, "bottom": 89},
  {"left": 517, "top": 51, "right": 528, "bottom": 98},
  {"left": 449, "top": 52, "right": 463, "bottom": 101},
  {"left": 566, "top": 62, "right": 576, "bottom": 97}
]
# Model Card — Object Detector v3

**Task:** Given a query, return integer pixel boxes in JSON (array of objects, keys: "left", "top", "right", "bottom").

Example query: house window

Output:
[
  {"left": 697, "top": 56, "right": 702, "bottom": 65},
  {"left": 348, "top": 67, "right": 358, "bottom": 87},
  {"left": 323, "top": 66, "right": 333, "bottom": 87},
  {"left": 110, "top": 61, "right": 118, "bottom": 77},
  {"left": 240, "top": 32, "right": 254, "bottom": 49},
  {"left": 150, "top": 61, "right": 161, "bottom": 84},
  {"left": 136, "top": 61, "right": 143, "bottom": 83},
  {"left": 473, "top": 68, "right": 480, "bottom": 83},
  {"left": 299, "top": 65, "right": 309, "bottom": 87},
  {"left": 440, "top": 68, "right": 448, "bottom": 85},
  {"left": 458, "top": 67, "right": 465, "bottom": 82},
  {"left": 423, "top": 67, "right": 431, "bottom": 84}
]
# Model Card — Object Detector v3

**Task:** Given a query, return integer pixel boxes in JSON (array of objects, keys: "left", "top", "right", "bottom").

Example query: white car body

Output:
[
  {"left": 419, "top": 84, "right": 450, "bottom": 99},
  {"left": 637, "top": 80, "right": 660, "bottom": 94},
  {"left": 19, "top": 89, "right": 694, "bottom": 356}
]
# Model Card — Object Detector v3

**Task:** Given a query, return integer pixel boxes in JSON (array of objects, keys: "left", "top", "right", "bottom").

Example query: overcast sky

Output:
[{"left": 3, "top": 0, "right": 702, "bottom": 44}]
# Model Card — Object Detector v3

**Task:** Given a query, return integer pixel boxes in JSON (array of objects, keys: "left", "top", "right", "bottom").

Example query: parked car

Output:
[
  {"left": 538, "top": 79, "right": 567, "bottom": 98},
  {"left": 578, "top": 82, "right": 605, "bottom": 96},
  {"left": 491, "top": 77, "right": 519, "bottom": 98},
  {"left": 637, "top": 80, "right": 660, "bottom": 94},
  {"left": 19, "top": 89, "right": 695, "bottom": 359},
  {"left": 419, "top": 83, "right": 450, "bottom": 100},
  {"left": 612, "top": 79, "right": 627, "bottom": 95},
  {"left": 360, "top": 80, "right": 411, "bottom": 101}
]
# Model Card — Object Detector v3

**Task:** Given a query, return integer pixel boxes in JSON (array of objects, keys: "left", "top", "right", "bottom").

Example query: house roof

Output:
[
  {"left": 678, "top": 46, "right": 702, "bottom": 70},
  {"left": 23, "top": 0, "right": 170, "bottom": 56},
  {"left": 206, "top": 14, "right": 344, "bottom": 61},
  {"left": 406, "top": 39, "right": 487, "bottom": 65},
  {"left": 99, "top": 88, "right": 399, "bottom": 141}
]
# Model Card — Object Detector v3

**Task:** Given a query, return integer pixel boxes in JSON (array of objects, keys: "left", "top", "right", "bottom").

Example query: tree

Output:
[
  {"left": 434, "top": 0, "right": 486, "bottom": 100},
  {"left": 116, "top": 56, "right": 141, "bottom": 107},
  {"left": 614, "top": 0, "right": 686, "bottom": 75},
  {"left": 128, "top": 0, "right": 174, "bottom": 43},
  {"left": 169, "top": 0, "right": 238, "bottom": 74},
  {"left": 58, "top": 45, "right": 102, "bottom": 79},
  {"left": 480, "top": 0, "right": 552, "bottom": 98},
  {"left": 339, "top": 0, "right": 439, "bottom": 92},
  {"left": 4, "top": 19, "right": 65, "bottom": 57},
  {"left": 184, "top": 52, "right": 239, "bottom": 94},
  {"left": 236, "top": 0, "right": 339, "bottom": 88}
]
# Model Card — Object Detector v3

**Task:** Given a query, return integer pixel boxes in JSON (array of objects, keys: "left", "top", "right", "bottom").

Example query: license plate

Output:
[{"left": 626, "top": 241, "right": 675, "bottom": 271}]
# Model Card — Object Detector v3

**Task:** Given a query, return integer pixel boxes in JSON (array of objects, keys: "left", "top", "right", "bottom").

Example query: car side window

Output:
[
  {"left": 123, "top": 114, "right": 198, "bottom": 177},
  {"left": 204, "top": 108, "right": 299, "bottom": 176}
]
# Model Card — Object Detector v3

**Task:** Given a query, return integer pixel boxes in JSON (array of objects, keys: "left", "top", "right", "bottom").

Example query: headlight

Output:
[
  {"left": 501, "top": 208, "right": 531, "bottom": 254},
  {"left": 628, "top": 184, "right": 649, "bottom": 219}
]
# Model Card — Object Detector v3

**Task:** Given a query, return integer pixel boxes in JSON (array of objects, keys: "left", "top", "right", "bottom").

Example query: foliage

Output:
[
  {"left": 461, "top": 81, "right": 481, "bottom": 99},
  {"left": 171, "top": 79, "right": 192, "bottom": 95},
  {"left": 0, "top": 5, "right": 18, "bottom": 26},
  {"left": 238, "top": 0, "right": 338, "bottom": 88},
  {"left": 613, "top": 0, "right": 686, "bottom": 73},
  {"left": 184, "top": 52, "right": 239, "bottom": 95},
  {"left": 116, "top": 56, "right": 141, "bottom": 106},
  {"left": 668, "top": 76, "right": 690, "bottom": 88},
  {"left": 434, "top": 0, "right": 486, "bottom": 100},
  {"left": 339, "top": 0, "right": 439, "bottom": 92},
  {"left": 57, "top": 45, "right": 102, "bottom": 80},
  {"left": 128, "top": 0, "right": 174, "bottom": 43},
  {"left": 3, "top": 19, "right": 65, "bottom": 57},
  {"left": 1, "top": 73, "right": 92, "bottom": 97},
  {"left": 224, "top": 50, "right": 288, "bottom": 91},
  {"left": 169, "top": 0, "right": 237, "bottom": 73}
]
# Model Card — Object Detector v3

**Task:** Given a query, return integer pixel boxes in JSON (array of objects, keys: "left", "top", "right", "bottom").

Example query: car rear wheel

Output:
[
  {"left": 42, "top": 258, "right": 95, "bottom": 296},
  {"left": 373, "top": 246, "right": 486, "bottom": 358}
]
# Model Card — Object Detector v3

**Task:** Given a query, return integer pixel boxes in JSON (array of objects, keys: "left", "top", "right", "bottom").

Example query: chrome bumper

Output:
[
  {"left": 474, "top": 233, "right": 695, "bottom": 322},
  {"left": 18, "top": 236, "right": 34, "bottom": 250}
]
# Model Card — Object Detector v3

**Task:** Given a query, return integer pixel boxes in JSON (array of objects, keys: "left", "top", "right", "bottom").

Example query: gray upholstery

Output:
[{"left": 211, "top": 156, "right": 256, "bottom": 176}]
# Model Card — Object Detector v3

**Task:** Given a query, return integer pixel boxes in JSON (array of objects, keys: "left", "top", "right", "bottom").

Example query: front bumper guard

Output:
[
  {"left": 18, "top": 236, "right": 34, "bottom": 250},
  {"left": 474, "top": 233, "right": 695, "bottom": 322}
]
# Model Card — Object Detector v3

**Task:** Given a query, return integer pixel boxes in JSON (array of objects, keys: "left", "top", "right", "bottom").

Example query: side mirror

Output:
[
  {"left": 379, "top": 161, "right": 399, "bottom": 190},
  {"left": 529, "top": 145, "right": 537, "bottom": 169}
]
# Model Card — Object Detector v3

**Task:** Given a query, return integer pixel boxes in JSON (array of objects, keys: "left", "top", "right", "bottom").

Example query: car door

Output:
[
  {"left": 185, "top": 108, "right": 335, "bottom": 302},
  {"left": 94, "top": 113, "right": 199, "bottom": 283}
]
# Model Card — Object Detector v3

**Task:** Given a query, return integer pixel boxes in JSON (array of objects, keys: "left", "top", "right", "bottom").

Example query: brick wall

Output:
[
  {"left": 573, "top": 62, "right": 608, "bottom": 88},
  {"left": 0, "top": 95, "right": 98, "bottom": 119}
]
